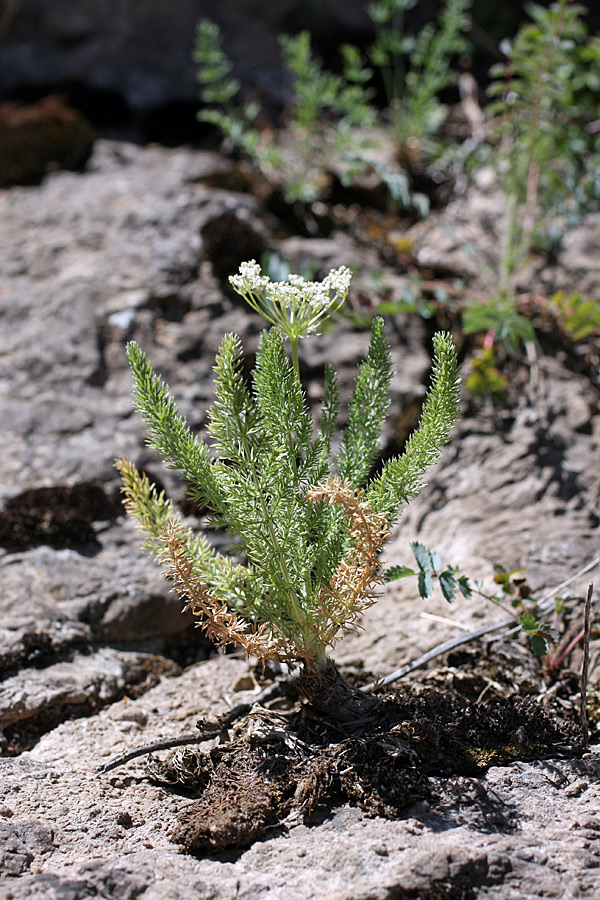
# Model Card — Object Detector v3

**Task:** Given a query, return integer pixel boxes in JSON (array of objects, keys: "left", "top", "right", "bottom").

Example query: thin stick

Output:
[
  {"left": 580, "top": 583, "right": 593, "bottom": 750},
  {"left": 420, "top": 612, "right": 474, "bottom": 631},
  {"left": 96, "top": 732, "right": 206, "bottom": 775},
  {"left": 361, "top": 619, "right": 512, "bottom": 693},
  {"left": 96, "top": 681, "right": 282, "bottom": 774},
  {"left": 536, "top": 556, "right": 600, "bottom": 607}
]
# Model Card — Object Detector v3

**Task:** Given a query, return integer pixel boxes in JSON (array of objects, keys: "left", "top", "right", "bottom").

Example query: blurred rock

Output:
[
  {"left": 0, "top": 0, "right": 371, "bottom": 123},
  {"left": 0, "top": 96, "right": 95, "bottom": 187}
]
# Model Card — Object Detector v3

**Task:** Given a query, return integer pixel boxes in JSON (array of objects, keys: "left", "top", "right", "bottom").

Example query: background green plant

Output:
[
  {"left": 546, "top": 290, "right": 600, "bottom": 342},
  {"left": 193, "top": 19, "right": 262, "bottom": 157},
  {"left": 194, "top": 2, "right": 472, "bottom": 206},
  {"left": 368, "top": 0, "right": 471, "bottom": 151},
  {"left": 195, "top": 3, "right": 599, "bottom": 402},
  {"left": 195, "top": 20, "right": 377, "bottom": 202},
  {"left": 463, "top": 0, "right": 600, "bottom": 366}
]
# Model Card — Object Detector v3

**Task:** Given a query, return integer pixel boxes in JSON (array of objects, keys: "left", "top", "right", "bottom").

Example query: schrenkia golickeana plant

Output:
[{"left": 116, "top": 262, "right": 459, "bottom": 708}]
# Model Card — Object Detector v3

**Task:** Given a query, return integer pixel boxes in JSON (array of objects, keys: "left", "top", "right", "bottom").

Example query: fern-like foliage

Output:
[
  {"left": 193, "top": 19, "right": 260, "bottom": 156},
  {"left": 366, "top": 332, "right": 460, "bottom": 519},
  {"left": 368, "top": 0, "right": 471, "bottom": 148},
  {"left": 336, "top": 316, "right": 393, "bottom": 487},
  {"left": 488, "top": 0, "right": 600, "bottom": 299},
  {"left": 119, "top": 266, "right": 459, "bottom": 667}
]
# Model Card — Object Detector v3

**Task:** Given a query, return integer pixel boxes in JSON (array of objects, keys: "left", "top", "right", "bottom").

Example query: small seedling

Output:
[
  {"left": 546, "top": 291, "right": 600, "bottom": 343},
  {"left": 389, "top": 544, "right": 559, "bottom": 656}
]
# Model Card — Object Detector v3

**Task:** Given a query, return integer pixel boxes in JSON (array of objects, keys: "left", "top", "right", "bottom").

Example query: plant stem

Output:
[
  {"left": 392, "top": 3, "right": 404, "bottom": 110},
  {"left": 297, "top": 657, "right": 382, "bottom": 722},
  {"left": 291, "top": 337, "right": 301, "bottom": 381},
  {"left": 499, "top": 190, "right": 518, "bottom": 303},
  {"left": 475, "top": 586, "right": 519, "bottom": 619},
  {"left": 580, "top": 582, "right": 593, "bottom": 749},
  {"left": 498, "top": 0, "right": 568, "bottom": 302}
]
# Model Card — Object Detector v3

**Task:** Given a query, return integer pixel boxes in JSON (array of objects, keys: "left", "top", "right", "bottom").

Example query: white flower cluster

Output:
[
  {"left": 229, "top": 260, "right": 352, "bottom": 342},
  {"left": 230, "top": 260, "right": 351, "bottom": 304},
  {"left": 229, "top": 260, "right": 270, "bottom": 295}
]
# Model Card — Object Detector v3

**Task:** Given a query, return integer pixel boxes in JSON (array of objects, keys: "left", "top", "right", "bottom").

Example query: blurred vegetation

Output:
[{"left": 194, "top": 0, "right": 599, "bottom": 400}]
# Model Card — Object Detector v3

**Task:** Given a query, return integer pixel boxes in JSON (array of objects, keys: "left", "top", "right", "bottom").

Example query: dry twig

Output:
[
  {"left": 96, "top": 681, "right": 282, "bottom": 774},
  {"left": 580, "top": 582, "right": 593, "bottom": 750}
]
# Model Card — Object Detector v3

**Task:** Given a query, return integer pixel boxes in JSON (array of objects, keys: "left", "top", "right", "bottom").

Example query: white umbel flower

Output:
[{"left": 229, "top": 260, "right": 352, "bottom": 342}]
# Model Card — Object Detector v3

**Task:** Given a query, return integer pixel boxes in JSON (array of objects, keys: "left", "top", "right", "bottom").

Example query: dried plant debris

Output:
[{"left": 147, "top": 682, "right": 581, "bottom": 855}]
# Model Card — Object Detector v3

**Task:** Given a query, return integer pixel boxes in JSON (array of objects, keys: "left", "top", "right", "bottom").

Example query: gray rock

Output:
[
  {"left": 0, "top": 820, "right": 54, "bottom": 877},
  {"left": 0, "top": 647, "right": 153, "bottom": 759},
  {"left": 408, "top": 176, "right": 600, "bottom": 300},
  {"left": 0, "top": 660, "right": 598, "bottom": 899}
]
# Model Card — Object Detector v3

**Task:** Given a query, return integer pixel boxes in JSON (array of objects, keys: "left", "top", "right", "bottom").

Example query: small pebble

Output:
[
  {"left": 116, "top": 811, "right": 134, "bottom": 828},
  {"left": 564, "top": 780, "right": 588, "bottom": 798},
  {"left": 118, "top": 709, "right": 148, "bottom": 726}
]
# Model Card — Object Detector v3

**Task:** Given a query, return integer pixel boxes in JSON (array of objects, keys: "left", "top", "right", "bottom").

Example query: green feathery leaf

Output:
[
  {"left": 252, "top": 329, "right": 313, "bottom": 486},
  {"left": 126, "top": 342, "right": 225, "bottom": 515},
  {"left": 337, "top": 317, "right": 393, "bottom": 487},
  {"left": 367, "top": 331, "right": 460, "bottom": 520}
]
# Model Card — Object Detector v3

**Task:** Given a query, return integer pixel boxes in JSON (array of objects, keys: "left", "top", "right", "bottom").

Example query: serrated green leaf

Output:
[
  {"left": 411, "top": 541, "right": 433, "bottom": 575},
  {"left": 418, "top": 567, "right": 434, "bottom": 599},
  {"left": 386, "top": 565, "right": 416, "bottom": 582},
  {"left": 457, "top": 575, "right": 472, "bottom": 601},
  {"left": 430, "top": 552, "right": 443, "bottom": 574},
  {"left": 520, "top": 612, "right": 538, "bottom": 634},
  {"left": 439, "top": 569, "right": 457, "bottom": 603}
]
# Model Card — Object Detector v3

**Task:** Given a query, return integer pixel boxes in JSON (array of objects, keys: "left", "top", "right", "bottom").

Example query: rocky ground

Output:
[{"left": 0, "top": 139, "right": 599, "bottom": 899}]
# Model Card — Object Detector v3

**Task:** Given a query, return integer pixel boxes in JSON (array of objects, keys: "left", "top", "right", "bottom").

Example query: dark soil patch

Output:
[
  {"left": 0, "top": 630, "right": 91, "bottom": 679},
  {"left": 200, "top": 211, "right": 268, "bottom": 290},
  {"left": 0, "top": 482, "right": 122, "bottom": 553},
  {"left": 148, "top": 678, "right": 582, "bottom": 855}
]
